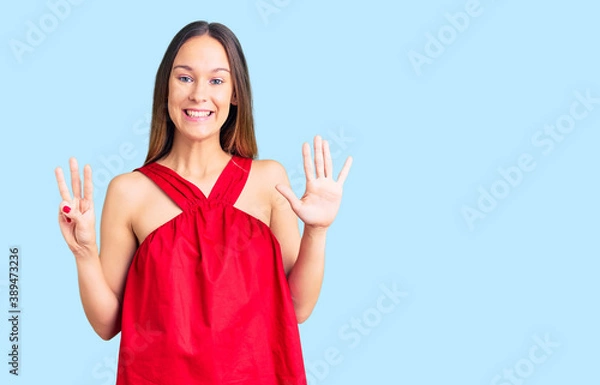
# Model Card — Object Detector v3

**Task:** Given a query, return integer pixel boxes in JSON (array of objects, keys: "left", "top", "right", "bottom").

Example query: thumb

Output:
[
  {"left": 59, "top": 201, "right": 74, "bottom": 224},
  {"left": 60, "top": 200, "right": 85, "bottom": 224},
  {"left": 275, "top": 184, "right": 301, "bottom": 210}
]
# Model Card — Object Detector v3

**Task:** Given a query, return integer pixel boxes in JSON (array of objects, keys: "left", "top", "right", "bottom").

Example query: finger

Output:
[
  {"left": 79, "top": 164, "right": 94, "bottom": 213},
  {"left": 55, "top": 167, "right": 72, "bottom": 202},
  {"left": 314, "top": 135, "right": 324, "bottom": 178},
  {"left": 302, "top": 142, "right": 315, "bottom": 181},
  {"left": 83, "top": 164, "right": 93, "bottom": 201},
  {"left": 336, "top": 156, "right": 353, "bottom": 185},
  {"left": 57, "top": 212, "right": 72, "bottom": 228},
  {"left": 323, "top": 139, "right": 333, "bottom": 178},
  {"left": 70, "top": 157, "right": 82, "bottom": 199},
  {"left": 275, "top": 184, "right": 301, "bottom": 211},
  {"left": 58, "top": 201, "right": 73, "bottom": 223}
]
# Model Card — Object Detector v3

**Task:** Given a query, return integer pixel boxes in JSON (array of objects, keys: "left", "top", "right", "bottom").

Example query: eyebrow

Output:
[{"left": 173, "top": 65, "right": 230, "bottom": 73}]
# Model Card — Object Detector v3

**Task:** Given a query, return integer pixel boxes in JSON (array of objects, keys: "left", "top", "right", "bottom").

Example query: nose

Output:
[{"left": 189, "top": 81, "right": 208, "bottom": 102}]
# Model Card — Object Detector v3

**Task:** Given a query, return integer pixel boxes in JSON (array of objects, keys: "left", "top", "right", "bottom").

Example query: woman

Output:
[{"left": 55, "top": 21, "right": 351, "bottom": 384}]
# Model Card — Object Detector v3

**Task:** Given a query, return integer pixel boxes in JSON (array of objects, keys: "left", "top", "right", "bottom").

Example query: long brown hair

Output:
[{"left": 144, "top": 21, "right": 257, "bottom": 164}]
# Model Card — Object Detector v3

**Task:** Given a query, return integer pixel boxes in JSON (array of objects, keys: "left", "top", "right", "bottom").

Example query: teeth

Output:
[{"left": 186, "top": 110, "right": 211, "bottom": 118}]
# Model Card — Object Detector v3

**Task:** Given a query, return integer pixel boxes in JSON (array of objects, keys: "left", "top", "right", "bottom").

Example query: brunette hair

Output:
[{"left": 144, "top": 21, "right": 257, "bottom": 164}]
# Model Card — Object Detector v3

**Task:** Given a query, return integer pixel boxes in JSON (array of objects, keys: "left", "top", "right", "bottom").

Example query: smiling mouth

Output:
[{"left": 185, "top": 109, "right": 213, "bottom": 118}]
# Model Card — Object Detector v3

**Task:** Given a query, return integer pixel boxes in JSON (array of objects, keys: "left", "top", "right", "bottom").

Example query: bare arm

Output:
[
  {"left": 269, "top": 164, "right": 325, "bottom": 324},
  {"left": 287, "top": 225, "right": 328, "bottom": 324},
  {"left": 56, "top": 158, "right": 138, "bottom": 340},
  {"left": 271, "top": 136, "right": 352, "bottom": 323}
]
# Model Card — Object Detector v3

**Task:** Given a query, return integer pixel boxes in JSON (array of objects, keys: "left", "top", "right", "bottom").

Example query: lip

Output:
[{"left": 182, "top": 108, "right": 214, "bottom": 122}]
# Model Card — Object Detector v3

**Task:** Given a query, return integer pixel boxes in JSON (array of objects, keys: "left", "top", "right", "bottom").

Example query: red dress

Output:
[{"left": 115, "top": 155, "right": 307, "bottom": 385}]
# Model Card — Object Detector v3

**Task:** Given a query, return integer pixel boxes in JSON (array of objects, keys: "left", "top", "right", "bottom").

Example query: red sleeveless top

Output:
[{"left": 115, "top": 156, "right": 307, "bottom": 385}]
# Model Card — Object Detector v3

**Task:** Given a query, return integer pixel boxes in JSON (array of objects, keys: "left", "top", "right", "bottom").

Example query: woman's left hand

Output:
[{"left": 276, "top": 135, "right": 353, "bottom": 230}]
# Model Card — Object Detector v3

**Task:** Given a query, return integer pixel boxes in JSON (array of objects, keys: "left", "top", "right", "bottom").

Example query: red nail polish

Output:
[
  {"left": 66, "top": 218, "right": 72, "bottom": 223},
  {"left": 62, "top": 206, "right": 71, "bottom": 214}
]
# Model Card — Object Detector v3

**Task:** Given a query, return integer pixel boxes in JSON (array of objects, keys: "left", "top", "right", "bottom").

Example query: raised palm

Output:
[
  {"left": 276, "top": 136, "right": 352, "bottom": 229},
  {"left": 55, "top": 157, "right": 97, "bottom": 255}
]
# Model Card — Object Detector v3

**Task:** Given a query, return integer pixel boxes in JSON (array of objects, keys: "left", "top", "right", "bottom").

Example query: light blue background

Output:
[{"left": 1, "top": 0, "right": 598, "bottom": 384}]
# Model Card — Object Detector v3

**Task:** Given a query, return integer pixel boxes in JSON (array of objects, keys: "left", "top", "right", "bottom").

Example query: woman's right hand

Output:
[{"left": 55, "top": 157, "right": 98, "bottom": 257}]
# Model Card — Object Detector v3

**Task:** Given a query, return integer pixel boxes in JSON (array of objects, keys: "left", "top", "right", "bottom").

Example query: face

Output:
[{"left": 167, "top": 35, "right": 236, "bottom": 143}]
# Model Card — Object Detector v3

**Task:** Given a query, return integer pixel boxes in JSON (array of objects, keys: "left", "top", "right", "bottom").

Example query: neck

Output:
[{"left": 160, "top": 134, "right": 231, "bottom": 178}]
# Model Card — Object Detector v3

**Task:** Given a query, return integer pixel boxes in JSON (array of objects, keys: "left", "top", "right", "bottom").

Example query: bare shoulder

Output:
[
  {"left": 234, "top": 159, "right": 290, "bottom": 225},
  {"left": 248, "top": 159, "right": 294, "bottom": 216},
  {"left": 105, "top": 171, "right": 152, "bottom": 203},
  {"left": 102, "top": 171, "right": 161, "bottom": 222},
  {"left": 250, "top": 159, "right": 289, "bottom": 185}
]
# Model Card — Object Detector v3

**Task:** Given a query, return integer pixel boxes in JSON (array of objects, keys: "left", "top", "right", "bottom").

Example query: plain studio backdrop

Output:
[{"left": 1, "top": 0, "right": 599, "bottom": 384}]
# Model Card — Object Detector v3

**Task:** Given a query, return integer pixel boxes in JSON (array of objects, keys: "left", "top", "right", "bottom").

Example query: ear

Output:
[{"left": 231, "top": 92, "right": 238, "bottom": 106}]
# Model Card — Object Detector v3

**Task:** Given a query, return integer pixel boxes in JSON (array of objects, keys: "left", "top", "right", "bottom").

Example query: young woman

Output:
[{"left": 55, "top": 21, "right": 352, "bottom": 384}]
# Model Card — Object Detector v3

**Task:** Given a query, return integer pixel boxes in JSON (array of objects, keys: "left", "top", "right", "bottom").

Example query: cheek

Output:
[
  {"left": 168, "top": 81, "right": 184, "bottom": 102},
  {"left": 167, "top": 83, "right": 185, "bottom": 113},
  {"left": 217, "top": 87, "right": 235, "bottom": 105},
  {"left": 167, "top": 103, "right": 177, "bottom": 121}
]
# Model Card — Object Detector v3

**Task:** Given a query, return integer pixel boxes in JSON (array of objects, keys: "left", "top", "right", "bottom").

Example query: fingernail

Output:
[
  {"left": 66, "top": 218, "right": 72, "bottom": 223},
  {"left": 62, "top": 206, "right": 71, "bottom": 214}
]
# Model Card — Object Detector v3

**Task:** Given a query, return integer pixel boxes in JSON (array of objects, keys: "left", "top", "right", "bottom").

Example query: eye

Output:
[
  {"left": 210, "top": 78, "right": 224, "bottom": 85},
  {"left": 178, "top": 75, "right": 193, "bottom": 83}
]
